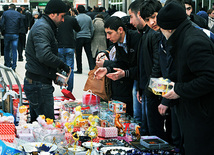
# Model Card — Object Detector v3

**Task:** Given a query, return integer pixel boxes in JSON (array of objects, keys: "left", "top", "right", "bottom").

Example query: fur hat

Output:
[
  {"left": 157, "top": 2, "right": 187, "bottom": 30},
  {"left": 44, "top": 0, "right": 67, "bottom": 14}
]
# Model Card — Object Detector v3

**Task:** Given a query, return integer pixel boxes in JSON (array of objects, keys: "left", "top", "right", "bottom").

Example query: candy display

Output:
[{"left": 0, "top": 95, "right": 178, "bottom": 155}]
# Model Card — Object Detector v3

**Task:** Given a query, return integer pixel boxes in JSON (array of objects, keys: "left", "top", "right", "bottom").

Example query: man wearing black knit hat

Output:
[
  {"left": 24, "top": 0, "right": 70, "bottom": 122},
  {"left": 158, "top": 2, "right": 214, "bottom": 154}
]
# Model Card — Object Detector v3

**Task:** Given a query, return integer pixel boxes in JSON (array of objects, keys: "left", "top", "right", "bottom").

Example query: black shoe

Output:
[
  {"left": 12, "top": 68, "right": 16, "bottom": 72},
  {"left": 74, "top": 71, "right": 82, "bottom": 74}
]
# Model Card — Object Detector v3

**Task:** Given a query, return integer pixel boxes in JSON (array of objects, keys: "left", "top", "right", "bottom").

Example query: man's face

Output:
[
  {"left": 209, "top": 10, "right": 214, "bottom": 18},
  {"left": 128, "top": 9, "right": 146, "bottom": 30},
  {"left": 185, "top": 4, "right": 192, "bottom": 16},
  {"left": 144, "top": 12, "right": 160, "bottom": 31},
  {"left": 105, "top": 27, "right": 122, "bottom": 43},
  {"left": 52, "top": 13, "right": 65, "bottom": 27}
]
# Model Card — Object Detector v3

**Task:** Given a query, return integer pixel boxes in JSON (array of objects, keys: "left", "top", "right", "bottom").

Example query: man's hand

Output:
[
  {"left": 96, "top": 59, "right": 105, "bottom": 67},
  {"left": 162, "top": 82, "right": 180, "bottom": 99},
  {"left": 158, "top": 104, "right": 168, "bottom": 116},
  {"left": 106, "top": 68, "right": 125, "bottom": 81},
  {"left": 137, "top": 91, "right": 142, "bottom": 103},
  {"left": 96, "top": 52, "right": 105, "bottom": 61},
  {"left": 94, "top": 67, "right": 107, "bottom": 79}
]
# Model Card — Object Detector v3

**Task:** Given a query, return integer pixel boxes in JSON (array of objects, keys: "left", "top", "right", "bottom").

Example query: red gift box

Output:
[
  {"left": 61, "top": 89, "right": 76, "bottom": 100},
  {"left": 54, "top": 96, "right": 70, "bottom": 101},
  {"left": 97, "top": 126, "right": 118, "bottom": 138},
  {"left": 0, "top": 123, "right": 15, "bottom": 135},
  {"left": 82, "top": 93, "right": 100, "bottom": 105},
  {"left": 0, "top": 134, "right": 15, "bottom": 143}
]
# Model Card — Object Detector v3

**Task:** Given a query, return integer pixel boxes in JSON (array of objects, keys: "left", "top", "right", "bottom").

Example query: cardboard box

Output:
[{"left": 108, "top": 100, "right": 126, "bottom": 113}]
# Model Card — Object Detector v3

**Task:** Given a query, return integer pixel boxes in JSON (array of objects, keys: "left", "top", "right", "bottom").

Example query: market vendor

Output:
[{"left": 23, "top": 0, "right": 70, "bottom": 122}]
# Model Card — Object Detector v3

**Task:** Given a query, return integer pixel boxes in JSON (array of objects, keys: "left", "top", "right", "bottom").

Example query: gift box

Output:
[
  {"left": 54, "top": 96, "right": 70, "bottom": 101},
  {"left": 82, "top": 91, "right": 100, "bottom": 106},
  {"left": 16, "top": 127, "right": 31, "bottom": 135},
  {"left": 0, "top": 134, "right": 15, "bottom": 143},
  {"left": 97, "top": 126, "right": 118, "bottom": 138},
  {"left": 108, "top": 100, "right": 126, "bottom": 113},
  {"left": 17, "top": 131, "right": 35, "bottom": 142},
  {"left": 0, "top": 123, "right": 15, "bottom": 135},
  {"left": 148, "top": 78, "right": 172, "bottom": 95},
  {"left": 61, "top": 89, "right": 76, "bottom": 100}
]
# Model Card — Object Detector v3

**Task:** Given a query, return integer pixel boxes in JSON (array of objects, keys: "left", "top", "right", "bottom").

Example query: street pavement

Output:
[{"left": 0, "top": 49, "right": 90, "bottom": 100}]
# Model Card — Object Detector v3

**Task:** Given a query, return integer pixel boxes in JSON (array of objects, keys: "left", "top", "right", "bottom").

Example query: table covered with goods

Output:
[{"left": 0, "top": 90, "right": 179, "bottom": 155}]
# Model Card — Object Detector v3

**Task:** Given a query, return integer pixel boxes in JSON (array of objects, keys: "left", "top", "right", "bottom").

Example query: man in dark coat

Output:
[
  {"left": 1, "top": 3, "right": 22, "bottom": 71},
  {"left": 24, "top": 0, "right": 70, "bottom": 122},
  {"left": 158, "top": 2, "right": 214, "bottom": 154},
  {"left": 95, "top": 16, "right": 141, "bottom": 116}
]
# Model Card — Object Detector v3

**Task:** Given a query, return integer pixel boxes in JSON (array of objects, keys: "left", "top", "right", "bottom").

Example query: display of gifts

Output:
[
  {"left": 108, "top": 100, "right": 126, "bottom": 113},
  {"left": 97, "top": 126, "right": 118, "bottom": 138},
  {"left": 148, "top": 77, "right": 172, "bottom": 95}
]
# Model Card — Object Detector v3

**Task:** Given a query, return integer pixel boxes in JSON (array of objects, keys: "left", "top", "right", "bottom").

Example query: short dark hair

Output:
[
  {"left": 95, "top": 14, "right": 104, "bottom": 19},
  {"left": 77, "top": 5, "right": 85, "bottom": 13},
  {"left": 104, "top": 16, "right": 126, "bottom": 32},
  {"left": 128, "top": 0, "right": 144, "bottom": 15},
  {"left": 184, "top": 0, "right": 193, "bottom": 6},
  {"left": 63, "top": 0, "right": 72, "bottom": 12},
  {"left": 9, "top": 3, "right": 16, "bottom": 10},
  {"left": 207, "top": 8, "right": 214, "bottom": 15},
  {"left": 165, "top": 0, "right": 185, "bottom": 8},
  {"left": 99, "top": 7, "right": 106, "bottom": 12},
  {"left": 17, "top": 7, "right": 22, "bottom": 13},
  {"left": 140, "top": 0, "right": 162, "bottom": 19},
  {"left": 3, "top": 5, "right": 8, "bottom": 11}
]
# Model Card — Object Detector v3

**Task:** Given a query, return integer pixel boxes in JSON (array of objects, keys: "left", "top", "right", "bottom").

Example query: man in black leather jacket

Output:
[{"left": 24, "top": 0, "right": 70, "bottom": 122}]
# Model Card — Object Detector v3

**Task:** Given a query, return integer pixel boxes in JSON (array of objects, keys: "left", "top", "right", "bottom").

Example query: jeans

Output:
[
  {"left": 18, "top": 33, "right": 26, "bottom": 60},
  {"left": 58, "top": 48, "right": 74, "bottom": 92},
  {"left": 75, "top": 38, "right": 95, "bottom": 71},
  {"left": 132, "top": 80, "right": 149, "bottom": 135},
  {"left": 23, "top": 78, "right": 55, "bottom": 122},
  {"left": 4, "top": 34, "right": 19, "bottom": 70}
]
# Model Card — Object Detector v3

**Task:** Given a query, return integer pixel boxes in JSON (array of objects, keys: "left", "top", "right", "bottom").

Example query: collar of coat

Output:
[{"left": 43, "top": 14, "right": 57, "bottom": 33}]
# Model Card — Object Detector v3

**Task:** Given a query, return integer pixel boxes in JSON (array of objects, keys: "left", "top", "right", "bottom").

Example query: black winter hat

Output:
[
  {"left": 157, "top": 2, "right": 187, "bottom": 30},
  {"left": 44, "top": 0, "right": 67, "bottom": 14}
]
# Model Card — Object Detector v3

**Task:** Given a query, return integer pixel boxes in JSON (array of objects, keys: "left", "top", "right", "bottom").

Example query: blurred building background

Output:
[{"left": 0, "top": 0, "right": 213, "bottom": 17}]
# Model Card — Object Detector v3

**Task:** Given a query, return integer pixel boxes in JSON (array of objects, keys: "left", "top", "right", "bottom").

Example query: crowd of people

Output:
[{"left": 1, "top": 0, "right": 214, "bottom": 154}]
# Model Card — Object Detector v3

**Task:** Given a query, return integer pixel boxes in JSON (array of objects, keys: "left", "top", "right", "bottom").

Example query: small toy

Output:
[{"left": 115, "top": 114, "right": 126, "bottom": 136}]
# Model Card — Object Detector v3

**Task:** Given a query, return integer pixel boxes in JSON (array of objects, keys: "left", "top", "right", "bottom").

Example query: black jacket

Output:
[
  {"left": 57, "top": 14, "right": 81, "bottom": 48},
  {"left": 100, "top": 29, "right": 141, "bottom": 100},
  {"left": 25, "top": 15, "right": 68, "bottom": 84},
  {"left": 137, "top": 25, "right": 161, "bottom": 95},
  {"left": 168, "top": 19, "right": 214, "bottom": 155}
]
